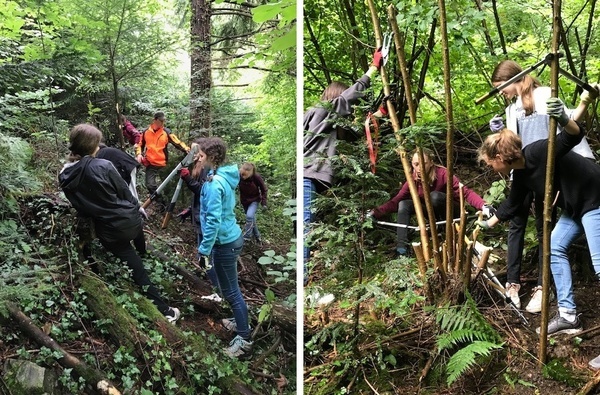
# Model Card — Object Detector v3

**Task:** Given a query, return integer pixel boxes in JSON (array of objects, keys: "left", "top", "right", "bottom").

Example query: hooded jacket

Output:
[
  {"left": 198, "top": 163, "right": 242, "bottom": 256},
  {"left": 58, "top": 156, "right": 141, "bottom": 242},
  {"left": 303, "top": 74, "right": 371, "bottom": 186}
]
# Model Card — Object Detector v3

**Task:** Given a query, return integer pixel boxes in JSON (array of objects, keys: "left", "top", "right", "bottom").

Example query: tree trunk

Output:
[{"left": 190, "top": 0, "right": 212, "bottom": 137}]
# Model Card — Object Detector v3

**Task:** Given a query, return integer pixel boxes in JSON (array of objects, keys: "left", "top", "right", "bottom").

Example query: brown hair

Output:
[
  {"left": 197, "top": 137, "right": 228, "bottom": 169},
  {"left": 478, "top": 129, "right": 523, "bottom": 165},
  {"left": 241, "top": 162, "right": 256, "bottom": 176},
  {"left": 320, "top": 81, "right": 349, "bottom": 101},
  {"left": 68, "top": 123, "right": 102, "bottom": 162},
  {"left": 492, "top": 60, "right": 541, "bottom": 116}
]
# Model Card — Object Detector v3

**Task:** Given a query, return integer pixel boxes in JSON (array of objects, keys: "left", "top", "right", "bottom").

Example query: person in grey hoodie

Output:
[
  {"left": 303, "top": 47, "right": 384, "bottom": 283},
  {"left": 58, "top": 123, "right": 180, "bottom": 324}
]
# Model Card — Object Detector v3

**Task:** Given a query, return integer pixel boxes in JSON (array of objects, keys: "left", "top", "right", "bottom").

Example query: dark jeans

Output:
[
  {"left": 506, "top": 192, "right": 554, "bottom": 286},
  {"left": 396, "top": 191, "right": 458, "bottom": 251},
  {"left": 212, "top": 235, "right": 249, "bottom": 339},
  {"left": 99, "top": 228, "right": 169, "bottom": 315},
  {"left": 145, "top": 165, "right": 166, "bottom": 205}
]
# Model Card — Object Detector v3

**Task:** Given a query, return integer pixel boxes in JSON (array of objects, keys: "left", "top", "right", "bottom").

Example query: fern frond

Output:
[{"left": 446, "top": 341, "right": 503, "bottom": 385}]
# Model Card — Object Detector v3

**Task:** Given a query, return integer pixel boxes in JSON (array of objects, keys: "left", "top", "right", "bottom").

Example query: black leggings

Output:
[{"left": 99, "top": 230, "right": 169, "bottom": 314}]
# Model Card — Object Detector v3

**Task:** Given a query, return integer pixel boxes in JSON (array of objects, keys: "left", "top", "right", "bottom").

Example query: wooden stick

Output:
[{"left": 412, "top": 242, "right": 435, "bottom": 301}]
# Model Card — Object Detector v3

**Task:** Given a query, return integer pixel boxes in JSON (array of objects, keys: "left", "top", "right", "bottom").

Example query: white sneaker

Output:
[
  {"left": 525, "top": 286, "right": 543, "bottom": 313},
  {"left": 225, "top": 335, "right": 253, "bottom": 359},
  {"left": 201, "top": 293, "right": 223, "bottom": 302},
  {"left": 505, "top": 283, "right": 521, "bottom": 309},
  {"left": 165, "top": 307, "right": 181, "bottom": 324}
]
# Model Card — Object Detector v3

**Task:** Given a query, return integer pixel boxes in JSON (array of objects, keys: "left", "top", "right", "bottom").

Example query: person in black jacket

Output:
[
  {"left": 476, "top": 98, "right": 600, "bottom": 344},
  {"left": 96, "top": 143, "right": 141, "bottom": 202},
  {"left": 59, "top": 123, "right": 180, "bottom": 324},
  {"left": 303, "top": 47, "right": 385, "bottom": 283}
]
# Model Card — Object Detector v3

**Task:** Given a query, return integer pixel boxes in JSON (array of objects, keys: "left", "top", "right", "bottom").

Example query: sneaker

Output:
[
  {"left": 525, "top": 287, "right": 556, "bottom": 313},
  {"left": 222, "top": 317, "right": 237, "bottom": 332},
  {"left": 589, "top": 355, "right": 600, "bottom": 370},
  {"left": 505, "top": 283, "right": 521, "bottom": 309},
  {"left": 396, "top": 247, "right": 408, "bottom": 256},
  {"left": 536, "top": 314, "right": 582, "bottom": 336},
  {"left": 165, "top": 307, "right": 181, "bottom": 324},
  {"left": 201, "top": 293, "right": 223, "bottom": 302},
  {"left": 225, "top": 335, "right": 253, "bottom": 359},
  {"left": 525, "top": 286, "right": 543, "bottom": 313}
]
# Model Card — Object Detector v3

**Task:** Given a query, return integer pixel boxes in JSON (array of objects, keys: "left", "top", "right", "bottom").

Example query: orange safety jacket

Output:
[{"left": 135, "top": 126, "right": 189, "bottom": 167}]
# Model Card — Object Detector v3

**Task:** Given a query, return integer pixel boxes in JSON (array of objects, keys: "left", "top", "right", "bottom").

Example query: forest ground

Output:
[
  {"left": 304, "top": 157, "right": 600, "bottom": 395},
  {"left": 0, "top": 188, "right": 297, "bottom": 394}
]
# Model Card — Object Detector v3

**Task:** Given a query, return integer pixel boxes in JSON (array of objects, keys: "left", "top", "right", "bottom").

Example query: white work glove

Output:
[
  {"left": 546, "top": 97, "right": 569, "bottom": 127},
  {"left": 481, "top": 204, "right": 497, "bottom": 219},
  {"left": 139, "top": 207, "right": 149, "bottom": 220},
  {"left": 581, "top": 83, "right": 600, "bottom": 105},
  {"left": 489, "top": 115, "right": 505, "bottom": 132}
]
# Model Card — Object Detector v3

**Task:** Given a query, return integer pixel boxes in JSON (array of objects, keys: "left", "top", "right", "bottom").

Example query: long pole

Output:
[
  {"left": 539, "top": 0, "right": 561, "bottom": 367},
  {"left": 436, "top": 0, "right": 456, "bottom": 267},
  {"left": 366, "top": 0, "right": 432, "bottom": 261}
]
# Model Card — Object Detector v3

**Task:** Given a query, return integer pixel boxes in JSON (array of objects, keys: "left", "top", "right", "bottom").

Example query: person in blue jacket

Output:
[{"left": 196, "top": 137, "right": 251, "bottom": 359}]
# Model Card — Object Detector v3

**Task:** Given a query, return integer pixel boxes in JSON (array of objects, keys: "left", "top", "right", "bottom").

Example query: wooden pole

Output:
[
  {"left": 539, "top": 0, "right": 562, "bottom": 367},
  {"left": 388, "top": 5, "right": 443, "bottom": 273},
  {"left": 436, "top": 0, "right": 456, "bottom": 266},
  {"left": 367, "top": 0, "right": 432, "bottom": 261}
]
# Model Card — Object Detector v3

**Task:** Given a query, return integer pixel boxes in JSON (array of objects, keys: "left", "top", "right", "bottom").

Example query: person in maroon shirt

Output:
[
  {"left": 119, "top": 114, "right": 141, "bottom": 146},
  {"left": 238, "top": 162, "right": 268, "bottom": 243},
  {"left": 370, "top": 149, "right": 494, "bottom": 256}
]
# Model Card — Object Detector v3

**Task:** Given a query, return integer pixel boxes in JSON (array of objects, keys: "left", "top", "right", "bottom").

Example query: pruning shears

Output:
[
  {"left": 381, "top": 32, "right": 393, "bottom": 67},
  {"left": 141, "top": 144, "right": 198, "bottom": 212}
]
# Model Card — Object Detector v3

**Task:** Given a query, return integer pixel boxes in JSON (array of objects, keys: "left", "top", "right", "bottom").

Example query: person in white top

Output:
[{"left": 488, "top": 59, "right": 598, "bottom": 313}]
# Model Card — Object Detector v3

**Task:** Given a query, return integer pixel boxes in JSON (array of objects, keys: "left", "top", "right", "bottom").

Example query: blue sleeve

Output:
[{"left": 198, "top": 180, "right": 223, "bottom": 255}]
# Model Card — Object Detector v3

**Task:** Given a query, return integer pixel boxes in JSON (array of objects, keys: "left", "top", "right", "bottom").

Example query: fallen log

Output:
[
  {"left": 4, "top": 302, "right": 121, "bottom": 395},
  {"left": 77, "top": 270, "right": 258, "bottom": 394}
]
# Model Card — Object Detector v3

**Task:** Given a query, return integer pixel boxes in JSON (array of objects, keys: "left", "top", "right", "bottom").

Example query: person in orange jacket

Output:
[{"left": 135, "top": 111, "right": 190, "bottom": 208}]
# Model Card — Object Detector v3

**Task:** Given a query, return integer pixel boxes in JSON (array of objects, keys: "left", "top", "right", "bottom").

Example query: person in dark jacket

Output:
[
  {"left": 96, "top": 143, "right": 140, "bottom": 202},
  {"left": 135, "top": 111, "right": 190, "bottom": 209},
  {"left": 370, "top": 149, "right": 494, "bottom": 256},
  {"left": 238, "top": 162, "right": 267, "bottom": 243},
  {"left": 119, "top": 114, "right": 141, "bottom": 146},
  {"left": 59, "top": 123, "right": 180, "bottom": 324},
  {"left": 303, "top": 47, "right": 384, "bottom": 283},
  {"left": 179, "top": 138, "right": 221, "bottom": 297},
  {"left": 476, "top": 98, "right": 600, "bottom": 346}
]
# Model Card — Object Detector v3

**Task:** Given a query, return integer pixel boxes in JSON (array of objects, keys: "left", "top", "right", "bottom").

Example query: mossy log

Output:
[
  {"left": 175, "top": 264, "right": 296, "bottom": 335},
  {"left": 4, "top": 302, "right": 121, "bottom": 395},
  {"left": 78, "top": 271, "right": 258, "bottom": 394}
]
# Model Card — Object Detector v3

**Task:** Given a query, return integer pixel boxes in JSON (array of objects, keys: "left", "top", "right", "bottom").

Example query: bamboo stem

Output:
[{"left": 539, "top": 0, "right": 562, "bottom": 367}]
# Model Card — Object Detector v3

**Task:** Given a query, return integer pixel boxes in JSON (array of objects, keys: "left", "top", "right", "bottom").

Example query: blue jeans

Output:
[
  {"left": 551, "top": 208, "right": 600, "bottom": 313},
  {"left": 303, "top": 178, "right": 317, "bottom": 281},
  {"left": 243, "top": 201, "right": 261, "bottom": 240},
  {"left": 212, "top": 235, "right": 250, "bottom": 339}
]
